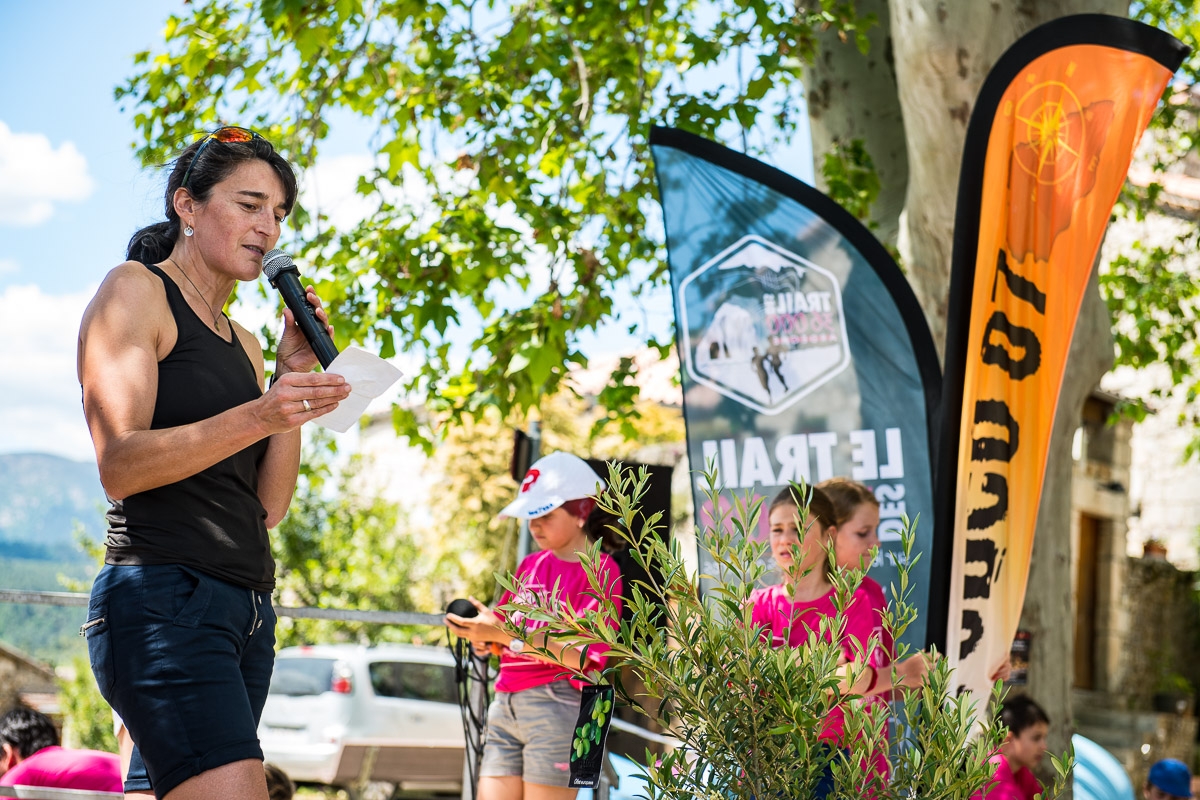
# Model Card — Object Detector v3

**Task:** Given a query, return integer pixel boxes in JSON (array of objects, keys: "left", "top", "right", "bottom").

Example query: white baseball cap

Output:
[{"left": 500, "top": 451, "right": 605, "bottom": 519}]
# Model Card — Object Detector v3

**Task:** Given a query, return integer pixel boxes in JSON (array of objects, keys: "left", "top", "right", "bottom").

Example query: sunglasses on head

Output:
[{"left": 180, "top": 126, "right": 264, "bottom": 190}]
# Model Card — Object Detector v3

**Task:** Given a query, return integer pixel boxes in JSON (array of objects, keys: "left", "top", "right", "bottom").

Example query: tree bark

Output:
[{"left": 802, "top": 0, "right": 908, "bottom": 249}]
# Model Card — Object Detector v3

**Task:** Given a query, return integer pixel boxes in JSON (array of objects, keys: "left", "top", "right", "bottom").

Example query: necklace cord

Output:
[{"left": 164, "top": 257, "right": 222, "bottom": 330}]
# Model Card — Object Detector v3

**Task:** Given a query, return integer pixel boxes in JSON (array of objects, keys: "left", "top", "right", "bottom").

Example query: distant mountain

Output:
[{"left": 0, "top": 453, "right": 108, "bottom": 559}]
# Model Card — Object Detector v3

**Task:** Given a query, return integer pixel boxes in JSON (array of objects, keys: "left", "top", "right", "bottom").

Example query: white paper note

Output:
[{"left": 314, "top": 346, "right": 404, "bottom": 433}]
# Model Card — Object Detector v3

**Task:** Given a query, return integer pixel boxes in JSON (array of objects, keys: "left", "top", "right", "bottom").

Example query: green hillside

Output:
[
  {"left": 0, "top": 453, "right": 107, "bottom": 664},
  {"left": 0, "top": 556, "right": 94, "bottom": 665}
]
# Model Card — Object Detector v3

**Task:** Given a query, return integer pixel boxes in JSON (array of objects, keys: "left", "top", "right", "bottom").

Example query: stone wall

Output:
[
  {"left": 1074, "top": 557, "right": 1200, "bottom": 788},
  {"left": 1118, "top": 557, "right": 1200, "bottom": 708}
]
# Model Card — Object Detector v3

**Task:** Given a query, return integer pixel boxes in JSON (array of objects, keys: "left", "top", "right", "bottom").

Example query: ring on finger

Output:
[{"left": 302, "top": 399, "right": 312, "bottom": 412}]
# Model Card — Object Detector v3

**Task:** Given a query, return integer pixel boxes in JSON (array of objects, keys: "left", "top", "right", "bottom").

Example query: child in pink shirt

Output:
[
  {"left": 750, "top": 483, "right": 931, "bottom": 798},
  {"left": 819, "top": 477, "right": 898, "bottom": 699},
  {"left": 446, "top": 452, "right": 623, "bottom": 800},
  {"left": 972, "top": 695, "right": 1048, "bottom": 800},
  {"left": 490, "top": 546, "right": 623, "bottom": 694}
]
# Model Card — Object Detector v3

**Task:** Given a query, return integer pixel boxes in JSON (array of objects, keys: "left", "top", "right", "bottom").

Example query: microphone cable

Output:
[{"left": 446, "top": 599, "right": 493, "bottom": 800}]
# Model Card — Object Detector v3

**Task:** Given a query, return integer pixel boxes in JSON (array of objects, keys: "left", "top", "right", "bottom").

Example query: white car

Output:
[{"left": 258, "top": 643, "right": 466, "bottom": 792}]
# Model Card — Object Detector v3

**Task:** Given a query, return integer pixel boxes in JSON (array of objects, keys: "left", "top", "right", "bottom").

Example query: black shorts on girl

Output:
[{"left": 85, "top": 563, "right": 276, "bottom": 798}]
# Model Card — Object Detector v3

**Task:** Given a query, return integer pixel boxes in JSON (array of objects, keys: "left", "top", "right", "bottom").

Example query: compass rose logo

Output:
[
  {"left": 1013, "top": 81, "right": 1085, "bottom": 185},
  {"left": 1004, "top": 74, "right": 1114, "bottom": 262}
]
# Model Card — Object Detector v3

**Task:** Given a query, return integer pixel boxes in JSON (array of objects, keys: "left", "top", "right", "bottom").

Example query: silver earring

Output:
[{"left": 184, "top": 225, "right": 194, "bottom": 237}]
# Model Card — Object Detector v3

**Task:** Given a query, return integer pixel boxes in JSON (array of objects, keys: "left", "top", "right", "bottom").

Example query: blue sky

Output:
[
  {"left": 1, "top": 1, "right": 180, "bottom": 461},
  {"left": 1, "top": 1, "right": 813, "bottom": 463}
]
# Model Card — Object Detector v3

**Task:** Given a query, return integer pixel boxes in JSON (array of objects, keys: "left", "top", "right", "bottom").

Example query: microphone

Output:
[
  {"left": 446, "top": 599, "right": 501, "bottom": 655},
  {"left": 261, "top": 249, "right": 340, "bottom": 369},
  {"left": 446, "top": 599, "right": 479, "bottom": 618}
]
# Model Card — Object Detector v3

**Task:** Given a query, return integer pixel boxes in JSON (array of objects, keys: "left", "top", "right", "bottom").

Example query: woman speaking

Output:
[{"left": 77, "top": 126, "right": 350, "bottom": 800}]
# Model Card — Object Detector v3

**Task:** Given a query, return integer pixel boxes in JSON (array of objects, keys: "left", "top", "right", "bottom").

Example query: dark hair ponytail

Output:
[
  {"left": 126, "top": 130, "right": 297, "bottom": 265},
  {"left": 126, "top": 219, "right": 181, "bottom": 264}
]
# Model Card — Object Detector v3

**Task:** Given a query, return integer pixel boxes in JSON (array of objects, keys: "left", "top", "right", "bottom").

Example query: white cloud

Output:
[
  {"left": 0, "top": 121, "right": 95, "bottom": 227},
  {"left": 0, "top": 259, "right": 18, "bottom": 276},
  {"left": 1, "top": 284, "right": 96, "bottom": 461}
]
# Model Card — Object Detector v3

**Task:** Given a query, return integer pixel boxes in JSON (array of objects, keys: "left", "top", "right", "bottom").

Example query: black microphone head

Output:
[
  {"left": 446, "top": 598, "right": 478, "bottom": 618},
  {"left": 261, "top": 249, "right": 295, "bottom": 283}
]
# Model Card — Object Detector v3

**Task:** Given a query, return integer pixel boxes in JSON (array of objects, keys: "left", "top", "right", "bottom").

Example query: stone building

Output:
[
  {"left": 0, "top": 640, "right": 57, "bottom": 713},
  {"left": 1069, "top": 128, "right": 1200, "bottom": 785}
]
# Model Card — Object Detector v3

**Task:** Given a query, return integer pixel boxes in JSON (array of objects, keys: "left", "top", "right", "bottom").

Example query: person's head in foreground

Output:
[
  {"left": 501, "top": 452, "right": 605, "bottom": 556},
  {"left": 1145, "top": 758, "right": 1194, "bottom": 800},
  {"left": 127, "top": 125, "right": 297, "bottom": 267},
  {"left": 998, "top": 694, "right": 1049, "bottom": 772},
  {"left": 263, "top": 762, "right": 295, "bottom": 800},
  {"left": 0, "top": 707, "right": 57, "bottom": 774}
]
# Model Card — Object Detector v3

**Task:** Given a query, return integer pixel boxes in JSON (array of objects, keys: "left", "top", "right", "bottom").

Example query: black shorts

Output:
[{"left": 85, "top": 564, "right": 276, "bottom": 798}]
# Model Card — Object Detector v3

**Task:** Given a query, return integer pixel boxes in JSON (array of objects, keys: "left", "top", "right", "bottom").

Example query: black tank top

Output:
[{"left": 104, "top": 264, "right": 274, "bottom": 591}]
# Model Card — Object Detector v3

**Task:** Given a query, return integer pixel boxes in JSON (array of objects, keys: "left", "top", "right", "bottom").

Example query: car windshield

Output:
[
  {"left": 369, "top": 661, "right": 457, "bottom": 704},
  {"left": 270, "top": 657, "right": 335, "bottom": 696}
]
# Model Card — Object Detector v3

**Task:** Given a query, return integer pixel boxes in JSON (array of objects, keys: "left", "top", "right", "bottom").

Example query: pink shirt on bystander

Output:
[
  {"left": 1, "top": 745, "right": 122, "bottom": 793},
  {"left": 749, "top": 573, "right": 896, "bottom": 800},
  {"left": 972, "top": 753, "right": 1044, "bottom": 800}
]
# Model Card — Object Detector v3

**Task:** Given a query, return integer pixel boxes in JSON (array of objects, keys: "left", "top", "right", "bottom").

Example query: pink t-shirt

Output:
[
  {"left": 971, "top": 753, "right": 1043, "bottom": 800},
  {"left": 495, "top": 549, "right": 623, "bottom": 693},
  {"left": 1, "top": 745, "right": 122, "bottom": 792},
  {"left": 856, "top": 577, "right": 894, "bottom": 689},
  {"left": 749, "top": 577, "right": 891, "bottom": 743}
]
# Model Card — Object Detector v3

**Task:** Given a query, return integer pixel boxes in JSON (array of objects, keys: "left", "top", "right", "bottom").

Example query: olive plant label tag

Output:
[{"left": 568, "top": 684, "right": 615, "bottom": 787}]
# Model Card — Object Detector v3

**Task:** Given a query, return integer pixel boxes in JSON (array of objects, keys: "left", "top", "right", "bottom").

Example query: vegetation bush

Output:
[{"left": 501, "top": 465, "right": 1073, "bottom": 800}]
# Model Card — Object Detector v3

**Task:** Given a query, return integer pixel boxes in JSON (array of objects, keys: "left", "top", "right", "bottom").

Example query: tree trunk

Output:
[
  {"left": 802, "top": 0, "right": 908, "bottom": 249},
  {"left": 887, "top": 0, "right": 1129, "bottom": 357}
]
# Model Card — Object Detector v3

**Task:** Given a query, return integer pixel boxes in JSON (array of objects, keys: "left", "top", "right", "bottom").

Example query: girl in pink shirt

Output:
[
  {"left": 750, "top": 483, "right": 930, "bottom": 797},
  {"left": 819, "top": 477, "right": 895, "bottom": 693},
  {"left": 819, "top": 476, "right": 936, "bottom": 692},
  {"left": 446, "top": 452, "right": 623, "bottom": 800}
]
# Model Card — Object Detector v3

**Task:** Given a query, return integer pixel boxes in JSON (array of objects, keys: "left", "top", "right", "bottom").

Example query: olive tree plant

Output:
[{"left": 500, "top": 465, "right": 1073, "bottom": 800}]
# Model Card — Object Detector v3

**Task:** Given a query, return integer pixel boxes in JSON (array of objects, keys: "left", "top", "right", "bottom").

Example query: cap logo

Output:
[{"left": 521, "top": 469, "right": 541, "bottom": 493}]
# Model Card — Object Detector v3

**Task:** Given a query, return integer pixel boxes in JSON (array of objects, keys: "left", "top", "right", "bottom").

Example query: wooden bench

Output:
[{"left": 333, "top": 740, "right": 464, "bottom": 797}]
